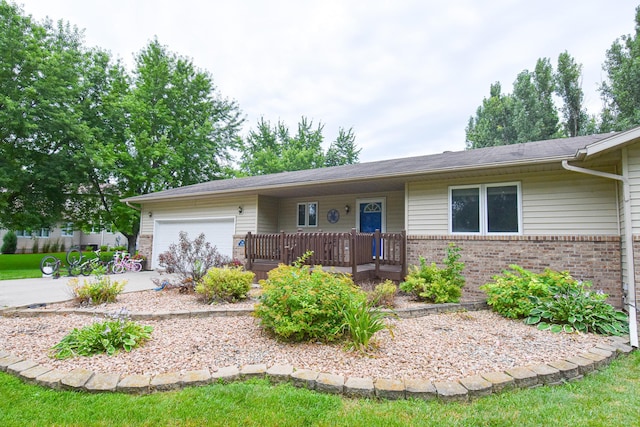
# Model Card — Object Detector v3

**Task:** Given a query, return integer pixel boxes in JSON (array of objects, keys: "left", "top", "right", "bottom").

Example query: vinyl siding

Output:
[
  {"left": 407, "top": 170, "right": 619, "bottom": 236},
  {"left": 277, "top": 191, "right": 405, "bottom": 233},
  {"left": 257, "top": 195, "right": 279, "bottom": 233},
  {"left": 139, "top": 195, "right": 257, "bottom": 236}
]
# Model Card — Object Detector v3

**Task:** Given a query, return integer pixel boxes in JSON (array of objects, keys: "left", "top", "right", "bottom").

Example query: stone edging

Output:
[
  {"left": 0, "top": 300, "right": 490, "bottom": 320},
  {"left": 0, "top": 338, "right": 635, "bottom": 401},
  {"left": 0, "top": 301, "right": 636, "bottom": 401}
]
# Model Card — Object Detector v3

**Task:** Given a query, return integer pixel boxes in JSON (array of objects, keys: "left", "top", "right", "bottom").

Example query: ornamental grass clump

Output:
[
  {"left": 68, "top": 276, "right": 126, "bottom": 305},
  {"left": 50, "top": 309, "right": 153, "bottom": 359},
  {"left": 367, "top": 280, "right": 398, "bottom": 308},
  {"left": 255, "top": 252, "right": 366, "bottom": 343},
  {"left": 341, "top": 299, "right": 394, "bottom": 352},
  {"left": 400, "top": 243, "right": 465, "bottom": 303},
  {"left": 195, "top": 266, "right": 255, "bottom": 303}
]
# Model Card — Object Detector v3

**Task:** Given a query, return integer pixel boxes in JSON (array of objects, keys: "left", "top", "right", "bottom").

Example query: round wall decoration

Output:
[{"left": 327, "top": 208, "right": 340, "bottom": 224}]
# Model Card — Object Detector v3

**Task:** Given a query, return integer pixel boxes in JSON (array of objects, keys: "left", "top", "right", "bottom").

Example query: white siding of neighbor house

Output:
[
  {"left": 277, "top": 191, "right": 405, "bottom": 233},
  {"left": 407, "top": 170, "right": 619, "bottom": 236},
  {"left": 139, "top": 195, "right": 258, "bottom": 236}
]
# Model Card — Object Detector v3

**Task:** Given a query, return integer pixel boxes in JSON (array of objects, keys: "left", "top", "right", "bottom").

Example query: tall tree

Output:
[
  {"left": 465, "top": 82, "right": 516, "bottom": 148},
  {"left": 555, "top": 51, "right": 589, "bottom": 136},
  {"left": 600, "top": 5, "right": 640, "bottom": 131},
  {"left": 0, "top": 2, "right": 89, "bottom": 231},
  {"left": 106, "top": 39, "right": 243, "bottom": 251},
  {"left": 511, "top": 58, "right": 560, "bottom": 143},
  {"left": 239, "top": 117, "right": 359, "bottom": 175},
  {"left": 325, "top": 127, "right": 361, "bottom": 166}
]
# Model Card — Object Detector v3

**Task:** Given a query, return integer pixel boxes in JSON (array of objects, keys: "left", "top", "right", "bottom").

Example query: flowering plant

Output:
[{"left": 131, "top": 253, "right": 146, "bottom": 261}]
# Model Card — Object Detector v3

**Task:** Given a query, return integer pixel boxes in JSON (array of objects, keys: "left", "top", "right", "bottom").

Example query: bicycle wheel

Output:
[
  {"left": 40, "top": 255, "right": 59, "bottom": 275},
  {"left": 66, "top": 247, "right": 83, "bottom": 267},
  {"left": 105, "top": 261, "right": 114, "bottom": 275},
  {"left": 112, "top": 263, "right": 125, "bottom": 274},
  {"left": 131, "top": 261, "right": 143, "bottom": 272},
  {"left": 81, "top": 263, "right": 93, "bottom": 276}
]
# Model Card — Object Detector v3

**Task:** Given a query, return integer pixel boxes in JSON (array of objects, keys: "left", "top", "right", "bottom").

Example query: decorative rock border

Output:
[
  {"left": 0, "top": 300, "right": 489, "bottom": 320},
  {"left": 0, "top": 301, "right": 636, "bottom": 401}
]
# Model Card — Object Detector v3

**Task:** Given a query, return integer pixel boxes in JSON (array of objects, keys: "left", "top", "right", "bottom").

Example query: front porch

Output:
[{"left": 244, "top": 229, "right": 407, "bottom": 283}]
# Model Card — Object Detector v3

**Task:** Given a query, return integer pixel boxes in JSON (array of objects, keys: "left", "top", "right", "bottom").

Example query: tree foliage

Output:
[
  {"left": 239, "top": 117, "right": 360, "bottom": 175},
  {"left": 600, "top": 5, "right": 640, "bottom": 131},
  {"left": 0, "top": 2, "right": 244, "bottom": 252}
]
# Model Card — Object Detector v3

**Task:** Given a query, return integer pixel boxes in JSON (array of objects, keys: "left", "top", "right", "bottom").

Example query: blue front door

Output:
[{"left": 359, "top": 202, "right": 382, "bottom": 257}]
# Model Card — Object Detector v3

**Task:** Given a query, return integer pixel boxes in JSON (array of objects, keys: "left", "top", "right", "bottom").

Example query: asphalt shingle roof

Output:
[{"left": 124, "top": 132, "right": 615, "bottom": 202}]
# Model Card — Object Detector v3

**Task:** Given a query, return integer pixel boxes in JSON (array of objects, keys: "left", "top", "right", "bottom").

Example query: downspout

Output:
[
  {"left": 125, "top": 201, "right": 141, "bottom": 211},
  {"left": 562, "top": 160, "right": 638, "bottom": 348}
]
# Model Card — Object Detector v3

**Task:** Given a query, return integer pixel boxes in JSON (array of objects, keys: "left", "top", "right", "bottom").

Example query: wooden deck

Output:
[{"left": 245, "top": 229, "right": 407, "bottom": 283}]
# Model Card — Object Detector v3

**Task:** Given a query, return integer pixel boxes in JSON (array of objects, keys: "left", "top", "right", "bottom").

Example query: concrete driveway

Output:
[{"left": 0, "top": 271, "right": 163, "bottom": 308}]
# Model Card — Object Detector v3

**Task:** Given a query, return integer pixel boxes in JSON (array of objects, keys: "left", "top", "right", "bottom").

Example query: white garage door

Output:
[{"left": 152, "top": 218, "right": 235, "bottom": 269}]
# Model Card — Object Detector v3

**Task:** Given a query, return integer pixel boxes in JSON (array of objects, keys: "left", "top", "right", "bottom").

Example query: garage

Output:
[{"left": 152, "top": 218, "right": 235, "bottom": 269}]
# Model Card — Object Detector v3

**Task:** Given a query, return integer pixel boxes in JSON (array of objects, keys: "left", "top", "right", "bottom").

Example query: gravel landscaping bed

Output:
[{"left": 0, "top": 289, "right": 609, "bottom": 382}]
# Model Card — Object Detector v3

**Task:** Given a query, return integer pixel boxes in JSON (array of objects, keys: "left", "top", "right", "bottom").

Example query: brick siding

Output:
[{"left": 407, "top": 235, "right": 623, "bottom": 308}]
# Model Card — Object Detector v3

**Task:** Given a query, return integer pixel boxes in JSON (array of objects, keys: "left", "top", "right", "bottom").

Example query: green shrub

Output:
[
  {"left": 368, "top": 280, "right": 398, "bottom": 308},
  {"left": 400, "top": 243, "right": 465, "bottom": 303},
  {"left": 50, "top": 310, "right": 153, "bottom": 359},
  {"left": 68, "top": 276, "right": 126, "bottom": 305},
  {"left": 41, "top": 240, "right": 51, "bottom": 253},
  {"left": 255, "top": 252, "right": 365, "bottom": 342},
  {"left": 195, "top": 266, "right": 255, "bottom": 303},
  {"left": 100, "top": 245, "right": 108, "bottom": 252},
  {"left": 341, "top": 299, "right": 393, "bottom": 352},
  {"left": 480, "top": 265, "right": 560, "bottom": 319},
  {"left": 50, "top": 239, "right": 60, "bottom": 253},
  {"left": 1, "top": 231, "right": 17, "bottom": 254},
  {"left": 525, "top": 281, "right": 629, "bottom": 335}
]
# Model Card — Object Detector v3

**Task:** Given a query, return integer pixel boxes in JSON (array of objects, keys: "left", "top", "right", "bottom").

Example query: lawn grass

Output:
[
  {"left": 0, "top": 351, "right": 638, "bottom": 426},
  {"left": 0, "top": 252, "right": 106, "bottom": 280}
]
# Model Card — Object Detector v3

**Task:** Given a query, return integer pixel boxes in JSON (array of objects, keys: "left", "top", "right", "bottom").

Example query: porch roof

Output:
[{"left": 124, "top": 132, "right": 622, "bottom": 203}]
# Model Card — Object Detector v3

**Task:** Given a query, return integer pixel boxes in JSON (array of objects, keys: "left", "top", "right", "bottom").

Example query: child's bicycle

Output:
[
  {"left": 108, "top": 251, "right": 143, "bottom": 274},
  {"left": 40, "top": 248, "right": 105, "bottom": 277}
]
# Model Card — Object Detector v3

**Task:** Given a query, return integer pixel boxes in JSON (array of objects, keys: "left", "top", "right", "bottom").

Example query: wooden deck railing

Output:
[{"left": 245, "top": 229, "right": 406, "bottom": 280}]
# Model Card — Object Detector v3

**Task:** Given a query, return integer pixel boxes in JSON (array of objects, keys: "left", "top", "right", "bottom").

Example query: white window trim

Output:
[
  {"left": 297, "top": 201, "right": 319, "bottom": 227},
  {"left": 449, "top": 182, "right": 522, "bottom": 236},
  {"left": 61, "top": 222, "right": 74, "bottom": 237}
]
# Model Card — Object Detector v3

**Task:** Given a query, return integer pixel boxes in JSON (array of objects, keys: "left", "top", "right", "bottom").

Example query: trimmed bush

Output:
[
  {"left": 255, "top": 253, "right": 366, "bottom": 342},
  {"left": 68, "top": 276, "right": 126, "bottom": 305},
  {"left": 480, "top": 265, "right": 559, "bottom": 319},
  {"left": 400, "top": 243, "right": 465, "bottom": 303},
  {"left": 196, "top": 266, "right": 255, "bottom": 303},
  {"left": 1, "top": 231, "right": 17, "bottom": 254},
  {"left": 368, "top": 280, "right": 398, "bottom": 308}
]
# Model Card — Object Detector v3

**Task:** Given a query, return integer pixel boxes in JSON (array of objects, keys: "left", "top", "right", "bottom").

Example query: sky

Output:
[{"left": 17, "top": 0, "right": 640, "bottom": 162}]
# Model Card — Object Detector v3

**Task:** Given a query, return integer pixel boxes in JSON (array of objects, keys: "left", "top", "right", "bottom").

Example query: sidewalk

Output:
[{"left": 0, "top": 271, "right": 162, "bottom": 308}]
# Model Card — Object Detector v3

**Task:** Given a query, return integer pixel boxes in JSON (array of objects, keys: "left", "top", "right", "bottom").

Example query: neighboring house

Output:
[
  {"left": 0, "top": 223, "right": 127, "bottom": 253},
  {"left": 123, "top": 127, "right": 640, "bottom": 323}
]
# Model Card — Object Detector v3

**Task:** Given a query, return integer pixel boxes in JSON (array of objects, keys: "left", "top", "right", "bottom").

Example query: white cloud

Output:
[{"left": 19, "top": 0, "right": 640, "bottom": 162}]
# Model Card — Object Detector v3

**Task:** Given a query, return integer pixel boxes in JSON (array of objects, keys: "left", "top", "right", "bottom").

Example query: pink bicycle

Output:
[{"left": 109, "top": 251, "right": 143, "bottom": 274}]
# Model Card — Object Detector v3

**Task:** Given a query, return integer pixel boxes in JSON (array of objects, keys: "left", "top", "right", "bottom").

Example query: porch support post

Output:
[
  {"left": 351, "top": 228, "right": 357, "bottom": 279},
  {"left": 401, "top": 230, "right": 407, "bottom": 279},
  {"left": 374, "top": 229, "right": 381, "bottom": 277},
  {"left": 280, "top": 231, "right": 286, "bottom": 264},
  {"left": 245, "top": 232, "right": 252, "bottom": 270}
]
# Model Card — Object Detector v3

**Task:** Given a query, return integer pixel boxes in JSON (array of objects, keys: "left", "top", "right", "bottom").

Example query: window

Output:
[
  {"left": 15, "top": 228, "right": 50, "bottom": 238},
  {"left": 61, "top": 223, "right": 74, "bottom": 237},
  {"left": 450, "top": 183, "right": 521, "bottom": 234},
  {"left": 297, "top": 202, "right": 318, "bottom": 227}
]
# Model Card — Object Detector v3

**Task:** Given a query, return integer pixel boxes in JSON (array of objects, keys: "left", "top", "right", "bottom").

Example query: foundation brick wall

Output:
[
  {"left": 138, "top": 234, "right": 153, "bottom": 270},
  {"left": 407, "top": 235, "right": 623, "bottom": 308}
]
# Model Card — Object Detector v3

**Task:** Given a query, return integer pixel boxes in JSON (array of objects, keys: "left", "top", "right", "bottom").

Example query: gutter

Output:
[
  {"left": 562, "top": 160, "right": 638, "bottom": 348},
  {"left": 125, "top": 201, "right": 141, "bottom": 211}
]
